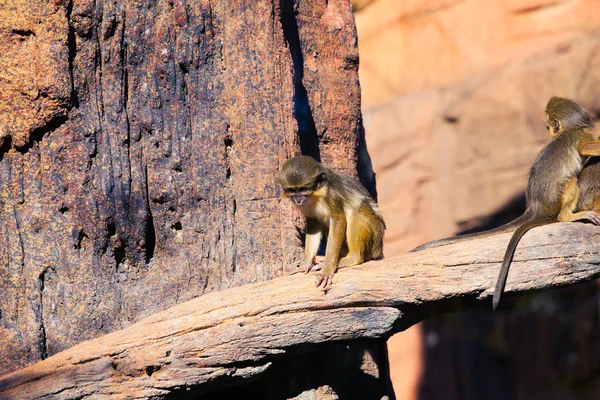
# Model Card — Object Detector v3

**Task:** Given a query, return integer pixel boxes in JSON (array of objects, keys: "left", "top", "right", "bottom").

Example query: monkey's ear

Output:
[
  {"left": 316, "top": 172, "right": 327, "bottom": 188},
  {"left": 553, "top": 118, "right": 560, "bottom": 133}
]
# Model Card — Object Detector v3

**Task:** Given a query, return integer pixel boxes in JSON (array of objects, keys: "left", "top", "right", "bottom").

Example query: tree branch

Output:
[{"left": 2, "top": 223, "right": 600, "bottom": 399}]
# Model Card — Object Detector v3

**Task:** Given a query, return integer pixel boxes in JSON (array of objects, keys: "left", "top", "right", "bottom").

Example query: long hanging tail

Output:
[
  {"left": 492, "top": 217, "right": 555, "bottom": 310},
  {"left": 410, "top": 212, "right": 532, "bottom": 253}
]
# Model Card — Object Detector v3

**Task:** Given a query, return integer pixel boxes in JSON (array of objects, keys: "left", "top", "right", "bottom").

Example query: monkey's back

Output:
[
  {"left": 526, "top": 130, "right": 586, "bottom": 217},
  {"left": 327, "top": 171, "right": 383, "bottom": 218},
  {"left": 327, "top": 169, "right": 385, "bottom": 259}
]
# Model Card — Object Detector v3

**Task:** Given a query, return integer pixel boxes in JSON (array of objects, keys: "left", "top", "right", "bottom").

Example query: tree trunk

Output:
[{"left": 0, "top": 0, "right": 384, "bottom": 396}]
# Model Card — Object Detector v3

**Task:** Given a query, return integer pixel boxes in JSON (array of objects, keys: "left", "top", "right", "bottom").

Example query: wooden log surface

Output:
[{"left": 2, "top": 222, "right": 600, "bottom": 399}]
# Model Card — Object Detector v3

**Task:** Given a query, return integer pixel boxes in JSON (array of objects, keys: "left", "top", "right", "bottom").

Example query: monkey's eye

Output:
[{"left": 285, "top": 188, "right": 298, "bottom": 194}]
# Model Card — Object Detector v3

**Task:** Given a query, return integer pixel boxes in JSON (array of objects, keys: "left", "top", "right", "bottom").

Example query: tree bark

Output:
[{"left": 1, "top": 222, "right": 599, "bottom": 399}]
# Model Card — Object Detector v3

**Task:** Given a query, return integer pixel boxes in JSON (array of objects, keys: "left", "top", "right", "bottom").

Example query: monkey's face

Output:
[
  {"left": 278, "top": 156, "right": 328, "bottom": 209},
  {"left": 280, "top": 172, "right": 327, "bottom": 207},
  {"left": 279, "top": 165, "right": 327, "bottom": 211},
  {"left": 286, "top": 188, "right": 312, "bottom": 206}
]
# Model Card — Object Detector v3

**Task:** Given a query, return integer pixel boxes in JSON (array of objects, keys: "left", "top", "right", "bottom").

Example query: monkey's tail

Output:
[
  {"left": 409, "top": 213, "right": 532, "bottom": 253},
  {"left": 491, "top": 217, "right": 555, "bottom": 310}
]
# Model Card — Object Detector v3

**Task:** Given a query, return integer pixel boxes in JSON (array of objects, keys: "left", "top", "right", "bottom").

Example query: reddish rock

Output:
[
  {"left": 366, "top": 36, "right": 600, "bottom": 256},
  {"left": 355, "top": 0, "right": 600, "bottom": 107},
  {"left": 0, "top": 0, "right": 372, "bottom": 387}
]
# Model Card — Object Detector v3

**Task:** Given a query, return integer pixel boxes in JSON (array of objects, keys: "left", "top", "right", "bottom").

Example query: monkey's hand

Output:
[
  {"left": 572, "top": 211, "right": 600, "bottom": 225},
  {"left": 302, "top": 256, "right": 315, "bottom": 273},
  {"left": 303, "top": 255, "right": 326, "bottom": 273},
  {"left": 315, "top": 265, "right": 334, "bottom": 289},
  {"left": 311, "top": 256, "right": 325, "bottom": 272}
]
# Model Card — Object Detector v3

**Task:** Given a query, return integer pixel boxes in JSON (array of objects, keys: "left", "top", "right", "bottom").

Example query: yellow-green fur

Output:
[{"left": 279, "top": 156, "right": 385, "bottom": 287}]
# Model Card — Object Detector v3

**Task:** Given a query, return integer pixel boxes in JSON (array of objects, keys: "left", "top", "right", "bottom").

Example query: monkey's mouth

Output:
[{"left": 292, "top": 194, "right": 309, "bottom": 206}]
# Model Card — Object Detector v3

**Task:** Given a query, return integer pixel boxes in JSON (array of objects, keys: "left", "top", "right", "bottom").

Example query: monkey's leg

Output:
[
  {"left": 316, "top": 213, "right": 347, "bottom": 289},
  {"left": 339, "top": 204, "right": 385, "bottom": 268},
  {"left": 338, "top": 212, "right": 369, "bottom": 269},
  {"left": 303, "top": 219, "right": 323, "bottom": 273},
  {"left": 557, "top": 177, "right": 600, "bottom": 225}
]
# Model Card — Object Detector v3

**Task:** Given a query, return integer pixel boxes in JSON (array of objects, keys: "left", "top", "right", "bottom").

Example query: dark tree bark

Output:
[{"left": 0, "top": 0, "right": 384, "bottom": 395}]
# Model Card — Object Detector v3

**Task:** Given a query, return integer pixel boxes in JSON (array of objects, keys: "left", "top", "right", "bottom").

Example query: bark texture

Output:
[
  {"left": 1, "top": 222, "right": 600, "bottom": 399},
  {"left": 0, "top": 0, "right": 369, "bottom": 378}
]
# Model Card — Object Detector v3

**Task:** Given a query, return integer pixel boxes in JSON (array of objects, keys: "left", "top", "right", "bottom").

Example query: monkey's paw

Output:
[
  {"left": 579, "top": 211, "right": 600, "bottom": 226},
  {"left": 588, "top": 212, "right": 600, "bottom": 226},
  {"left": 315, "top": 271, "right": 333, "bottom": 289},
  {"left": 304, "top": 256, "right": 325, "bottom": 273}
]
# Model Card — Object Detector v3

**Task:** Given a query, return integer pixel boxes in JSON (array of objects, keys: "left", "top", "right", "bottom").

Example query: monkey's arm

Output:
[
  {"left": 316, "top": 212, "right": 347, "bottom": 289},
  {"left": 303, "top": 218, "right": 323, "bottom": 273},
  {"left": 579, "top": 141, "right": 600, "bottom": 156}
]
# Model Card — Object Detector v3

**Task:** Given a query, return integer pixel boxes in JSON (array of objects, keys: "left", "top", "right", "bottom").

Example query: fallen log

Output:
[{"left": 2, "top": 222, "right": 600, "bottom": 399}]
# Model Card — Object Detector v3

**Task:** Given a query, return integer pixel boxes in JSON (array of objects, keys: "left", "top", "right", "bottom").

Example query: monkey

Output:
[
  {"left": 549, "top": 146, "right": 600, "bottom": 228},
  {"left": 573, "top": 156, "right": 600, "bottom": 214},
  {"left": 411, "top": 97, "right": 600, "bottom": 309},
  {"left": 278, "top": 155, "right": 385, "bottom": 289},
  {"left": 490, "top": 97, "right": 600, "bottom": 309},
  {"left": 411, "top": 98, "right": 599, "bottom": 254}
]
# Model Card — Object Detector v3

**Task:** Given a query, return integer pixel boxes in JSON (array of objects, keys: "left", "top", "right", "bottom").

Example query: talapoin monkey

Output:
[
  {"left": 278, "top": 156, "right": 385, "bottom": 288},
  {"left": 491, "top": 97, "right": 600, "bottom": 308},
  {"left": 411, "top": 97, "right": 600, "bottom": 309}
]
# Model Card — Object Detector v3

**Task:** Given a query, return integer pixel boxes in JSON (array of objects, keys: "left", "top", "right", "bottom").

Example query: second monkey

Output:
[{"left": 412, "top": 97, "right": 600, "bottom": 309}]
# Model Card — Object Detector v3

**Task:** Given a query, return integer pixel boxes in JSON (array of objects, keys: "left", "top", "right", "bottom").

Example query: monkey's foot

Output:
[
  {"left": 315, "top": 271, "right": 334, "bottom": 289},
  {"left": 573, "top": 211, "right": 600, "bottom": 225}
]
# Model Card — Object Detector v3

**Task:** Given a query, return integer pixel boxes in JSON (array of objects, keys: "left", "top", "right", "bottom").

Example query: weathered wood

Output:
[{"left": 1, "top": 222, "right": 599, "bottom": 399}]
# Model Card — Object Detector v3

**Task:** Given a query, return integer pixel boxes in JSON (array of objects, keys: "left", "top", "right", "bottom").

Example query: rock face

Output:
[
  {"left": 355, "top": 0, "right": 600, "bottom": 108},
  {"left": 366, "top": 37, "right": 600, "bottom": 255},
  {"left": 355, "top": 0, "right": 600, "bottom": 259},
  {"left": 0, "top": 0, "right": 371, "bottom": 379},
  {"left": 353, "top": 0, "right": 600, "bottom": 398}
]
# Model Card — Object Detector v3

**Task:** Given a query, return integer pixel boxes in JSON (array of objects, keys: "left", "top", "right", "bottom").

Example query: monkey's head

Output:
[
  {"left": 278, "top": 156, "right": 327, "bottom": 207},
  {"left": 545, "top": 97, "right": 593, "bottom": 137}
]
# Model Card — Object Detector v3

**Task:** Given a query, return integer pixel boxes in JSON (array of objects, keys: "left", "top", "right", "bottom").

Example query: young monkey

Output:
[
  {"left": 575, "top": 157, "right": 600, "bottom": 213},
  {"left": 411, "top": 97, "right": 600, "bottom": 308},
  {"left": 412, "top": 98, "right": 600, "bottom": 252},
  {"left": 278, "top": 156, "right": 385, "bottom": 289},
  {"left": 491, "top": 97, "right": 600, "bottom": 309}
]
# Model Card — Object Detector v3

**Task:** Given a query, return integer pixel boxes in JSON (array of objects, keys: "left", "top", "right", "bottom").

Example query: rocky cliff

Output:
[{"left": 353, "top": 0, "right": 600, "bottom": 398}]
